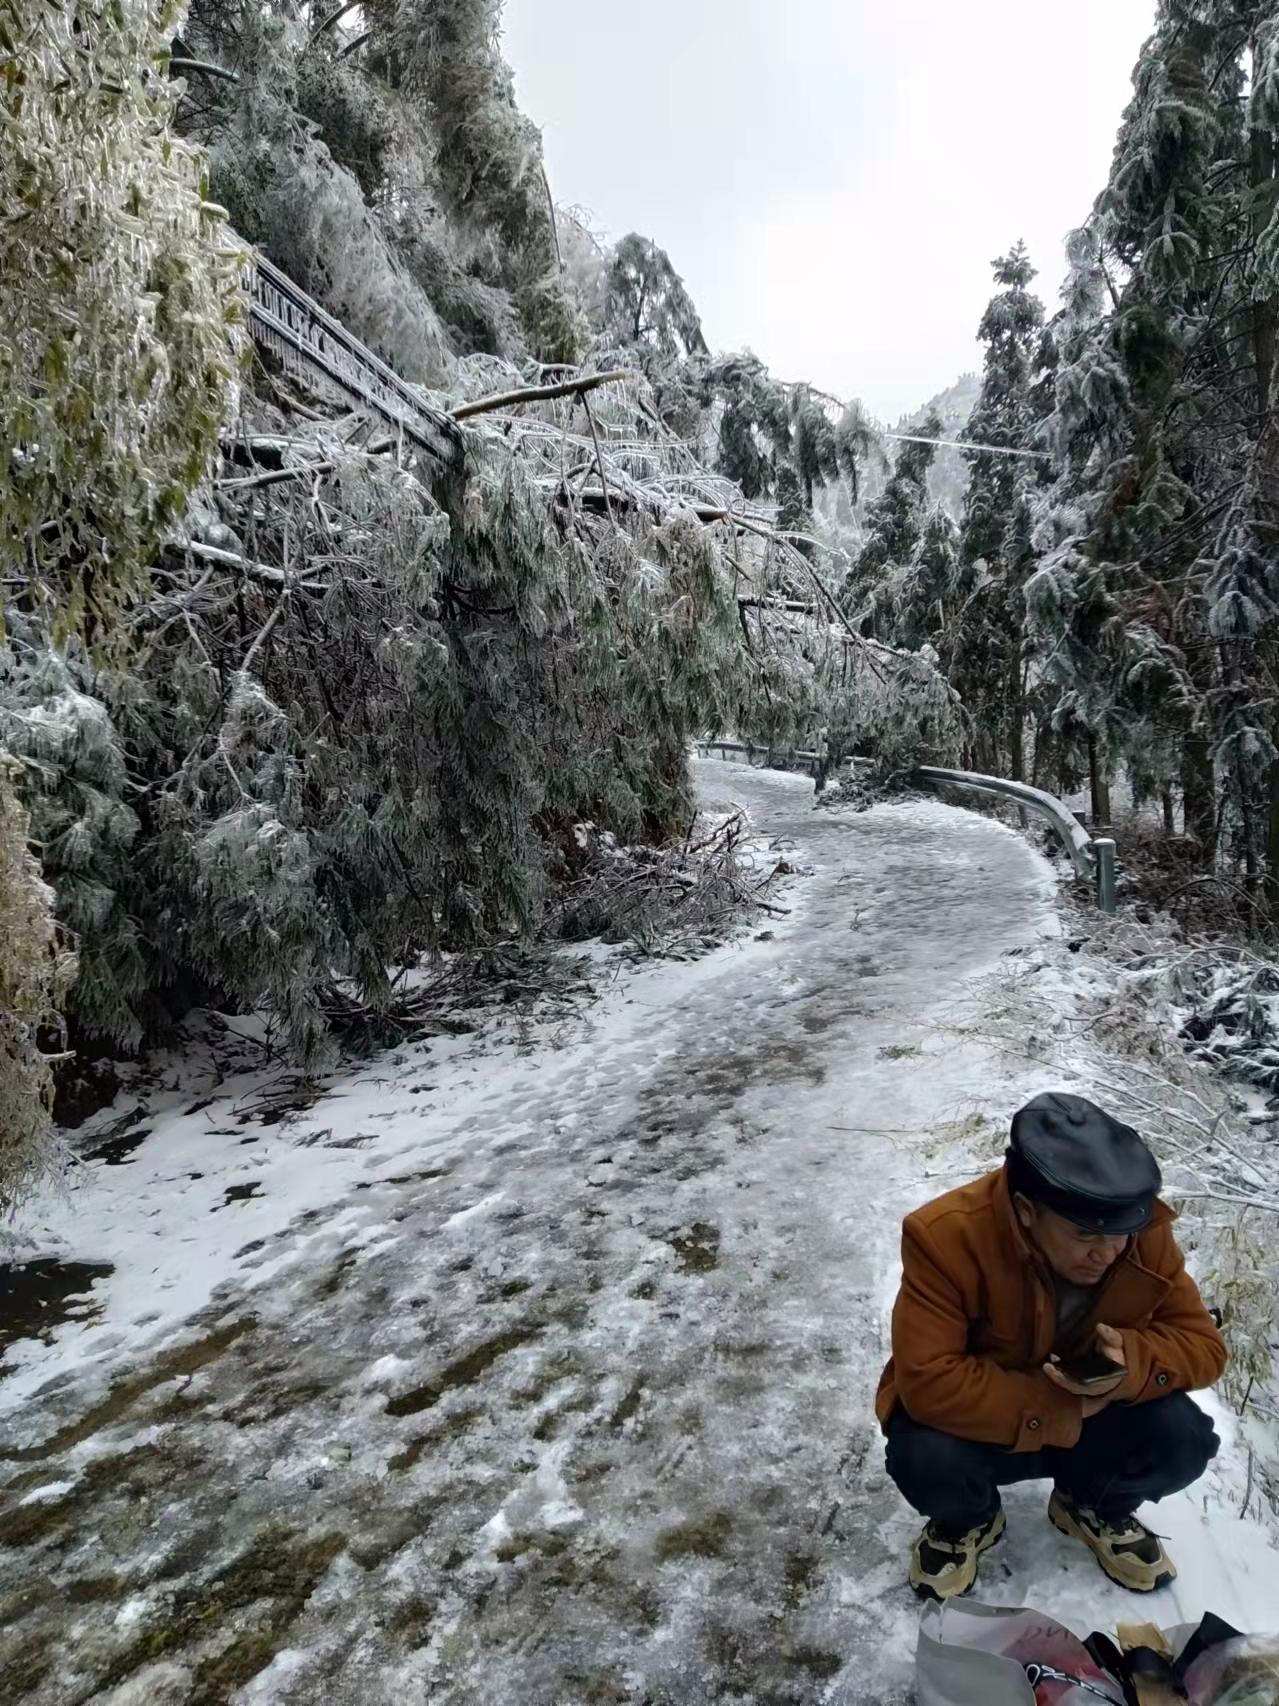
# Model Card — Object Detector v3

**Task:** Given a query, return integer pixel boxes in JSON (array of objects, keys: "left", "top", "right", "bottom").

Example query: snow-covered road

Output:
[{"left": 1, "top": 761, "right": 1273, "bottom": 1705}]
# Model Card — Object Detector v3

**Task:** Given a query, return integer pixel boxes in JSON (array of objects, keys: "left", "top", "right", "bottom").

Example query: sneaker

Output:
[
  {"left": 909, "top": 1508, "right": 1006, "bottom": 1601},
  {"left": 1048, "top": 1490, "right": 1176, "bottom": 1592}
]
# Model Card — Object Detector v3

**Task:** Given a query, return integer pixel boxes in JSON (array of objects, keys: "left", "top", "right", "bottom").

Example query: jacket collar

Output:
[{"left": 995, "top": 1165, "right": 1032, "bottom": 1261}]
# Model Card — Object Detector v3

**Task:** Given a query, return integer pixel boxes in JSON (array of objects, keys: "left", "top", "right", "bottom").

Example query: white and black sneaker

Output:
[
  {"left": 1048, "top": 1490, "right": 1176, "bottom": 1593},
  {"left": 909, "top": 1508, "right": 1007, "bottom": 1601}
]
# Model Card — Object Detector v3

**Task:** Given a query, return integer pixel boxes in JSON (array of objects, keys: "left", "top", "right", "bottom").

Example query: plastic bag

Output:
[
  {"left": 1183, "top": 1634, "right": 1279, "bottom": 1705},
  {"left": 917, "top": 1600, "right": 1125, "bottom": 1706}
]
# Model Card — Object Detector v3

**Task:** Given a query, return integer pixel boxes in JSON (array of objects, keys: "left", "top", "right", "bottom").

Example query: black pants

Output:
[{"left": 885, "top": 1394, "right": 1218, "bottom": 1532}]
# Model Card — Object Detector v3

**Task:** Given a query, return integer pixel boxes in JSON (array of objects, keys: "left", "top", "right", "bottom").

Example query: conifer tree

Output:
[
  {"left": 1022, "top": 227, "right": 1125, "bottom": 812},
  {"left": 603, "top": 235, "right": 708, "bottom": 361},
  {"left": 842, "top": 416, "right": 954, "bottom": 648},
  {"left": 701, "top": 355, "right": 875, "bottom": 534},
  {"left": 1027, "top": 3, "right": 1279, "bottom": 878},
  {"left": 857, "top": 422, "right": 940, "bottom": 579},
  {"left": 901, "top": 509, "right": 962, "bottom": 652},
  {"left": 951, "top": 245, "right": 1045, "bottom": 778}
]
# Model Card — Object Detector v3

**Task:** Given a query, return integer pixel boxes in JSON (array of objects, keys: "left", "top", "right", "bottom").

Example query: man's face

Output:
[{"left": 1013, "top": 1194, "right": 1129, "bottom": 1285}]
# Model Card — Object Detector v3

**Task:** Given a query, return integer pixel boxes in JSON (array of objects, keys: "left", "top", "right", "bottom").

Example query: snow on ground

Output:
[{"left": 0, "top": 758, "right": 1274, "bottom": 1705}]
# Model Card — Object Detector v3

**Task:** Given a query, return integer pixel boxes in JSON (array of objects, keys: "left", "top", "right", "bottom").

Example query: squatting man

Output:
[{"left": 876, "top": 1092, "right": 1226, "bottom": 1600}]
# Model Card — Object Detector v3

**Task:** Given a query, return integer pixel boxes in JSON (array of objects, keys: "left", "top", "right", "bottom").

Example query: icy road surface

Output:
[{"left": 1, "top": 760, "right": 1274, "bottom": 1705}]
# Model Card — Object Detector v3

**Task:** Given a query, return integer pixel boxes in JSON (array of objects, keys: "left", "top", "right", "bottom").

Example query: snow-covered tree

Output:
[
  {"left": 1026, "top": 3, "right": 1279, "bottom": 881},
  {"left": 0, "top": 0, "right": 957, "bottom": 1077},
  {"left": 0, "top": 765, "right": 75, "bottom": 1209},
  {"left": 883, "top": 374, "right": 982, "bottom": 522},
  {"left": 1023, "top": 226, "right": 1128, "bottom": 816},
  {"left": 603, "top": 234, "right": 708, "bottom": 361},
  {"left": 699, "top": 354, "right": 876, "bottom": 532},
  {"left": 368, "top": 0, "right": 587, "bottom": 361},
  {"left": 0, "top": 0, "right": 243, "bottom": 637},
  {"left": 901, "top": 509, "right": 962, "bottom": 652},
  {"left": 841, "top": 415, "right": 941, "bottom": 631},
  {"left": 950, "top": 245, "right": 1045, "bottom": 779}
]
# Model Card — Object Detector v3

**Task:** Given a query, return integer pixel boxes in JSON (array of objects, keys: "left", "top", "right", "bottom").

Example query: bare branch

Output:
[
  {"left": 216, "top": 461, "right": 335, "bottom": 493},
  {"left": 451, "top": 370, "right": 634, "bottom": 422},
  {"left": 167, "top": 539, "right": 327, "bottom": 594}
]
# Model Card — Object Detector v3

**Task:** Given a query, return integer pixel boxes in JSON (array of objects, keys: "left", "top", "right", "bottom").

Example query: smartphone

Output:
[{"left": 1056, "top": 1345, "right": 1122, "bottom": 1385}]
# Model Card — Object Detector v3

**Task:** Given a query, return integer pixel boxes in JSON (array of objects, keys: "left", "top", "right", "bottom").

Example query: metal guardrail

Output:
[
  {"left": 696, "top": 744, "right": 1117, "bottom": 914},
  {"left": 914, "top": 766, "right": 1116, "bottom": 914},
  {"left": 244, "top": 252, "right": 464, "bottom": 473},
  {"left": 697, "top": 739, "right": 825, "bottom": 778}
]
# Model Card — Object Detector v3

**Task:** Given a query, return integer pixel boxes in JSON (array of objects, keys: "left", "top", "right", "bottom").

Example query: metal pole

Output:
[{"left": 1093, "top": 838, "right": 1117, "bottom": 915}]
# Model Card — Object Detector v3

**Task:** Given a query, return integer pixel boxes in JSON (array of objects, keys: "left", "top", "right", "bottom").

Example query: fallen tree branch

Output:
[
  {"left": 1166, "top": 1187, "right": 1279, "bottom": 1216},
  {"left": 581, "top": 394, "right": 617, "bottom": 529},
  {"left": 216, "top": 461, "right": 335, "bottom": 493},
  {"left": 169, "top": 55, "right": 239, "bottom": 83},
  {"left": 166, "top": 539, "right": 327, "bottom": 594},
  {"left": 216, "top": 434, "right": 396, "bottom": 488},
  {"left": 451, "top": 369, "right": 634, "bottom": 422},
  {"left": 702, "top": 511, "right": 886, "bottom": 680},
  {"left": 575, "top": 490, "right": 768, "bottom": 528},
  {"left": 305, "top": 0, "right": 362, "bottom": 50},
  {"left": 219, "top": 434, "right": 295, "bottom": 470}
]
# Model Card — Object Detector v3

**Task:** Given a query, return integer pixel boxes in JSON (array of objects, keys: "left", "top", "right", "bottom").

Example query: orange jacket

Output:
[{"left": 875, "top": 1167, "right": 1227, "bottom": 1452}]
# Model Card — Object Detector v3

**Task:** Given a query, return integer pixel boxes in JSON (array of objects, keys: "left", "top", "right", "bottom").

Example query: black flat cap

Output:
[{"left": 1008, "top": 1092, "right": 1161, "bottom": 1234}]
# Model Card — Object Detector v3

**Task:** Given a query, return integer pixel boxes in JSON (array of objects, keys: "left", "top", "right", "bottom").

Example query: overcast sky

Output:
[{"left": 502, "top": 0, "right": 1155, "bottom": 423}]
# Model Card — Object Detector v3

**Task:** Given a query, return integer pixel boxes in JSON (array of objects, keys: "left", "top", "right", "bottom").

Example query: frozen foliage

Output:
[
  {"left": 188, "top": 4, "right": 454, "bottom": 383},
  {"left": 1022, "top": 4, "right": 1279, "bottom": 869},
  {"left": 176, "top": 0, "right": 580, "bottom": 371},
  {"left": 0, "top": 766, "right": 75, "bottom": 1210},
  {"left": 837, "top": 263, "right": 1050, "bottom": 780},
  {"left": 950, "top": 243, "right": 1046, "bottom": 781},
  {"left": 0, "top": 0, "right": 244, "bottom": 635},
  {"left": 370, "top": 0, "right": 587, "bottom": 360},
  {"left": 702, "top": 353, "right": 876, "bottom": 518},
  {"left": 550, "top": 811, "right": 783, "bottom": 958},
  {"left": 0, "top": 355, "right": 956, "bottom": 1062},
  {"left": 1039, "top": 907, "right": 1279, "bottom": 1424},
  {"left": 0, "top": 0, "right": 961, "bottom": 1079},
  {"left": 0, "top": 0, "right": 239, "bottom": 1148},
  {"left": 841, "top": 415, "right": 944, "bottom": 642},
  {"left": 821, "top": 6, "right": 1279, "bottom": 883},
  {"left": 603, "top": 233, "right": 708, "bottom": 364},
  {"left": 1181, "top": 960, "right": 1279, "bottom": 1092}
]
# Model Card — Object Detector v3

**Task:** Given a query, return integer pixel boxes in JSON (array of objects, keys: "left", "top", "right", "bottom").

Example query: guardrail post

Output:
[{"left": 1093, "top": 838, "right": 1117, "bottom": 915}]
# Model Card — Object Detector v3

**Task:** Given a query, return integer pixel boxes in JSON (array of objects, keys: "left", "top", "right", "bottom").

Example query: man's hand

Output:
[
  {"left": 1043, "top": 1323, "right": 1127, "bottom": 1410},
  {"left": 1094, "top": 1323, "right": 1127, "bottom": 1371}
]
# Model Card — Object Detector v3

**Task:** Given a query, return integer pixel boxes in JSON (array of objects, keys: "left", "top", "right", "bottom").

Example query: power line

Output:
[{"left": 883, "top": 432, "right": 1052, "bottom": 462}]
